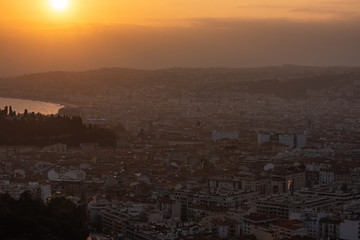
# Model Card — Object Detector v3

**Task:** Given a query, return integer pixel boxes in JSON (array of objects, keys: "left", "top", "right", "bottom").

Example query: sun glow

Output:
[{"left": 49, "top": 0, "right": 69, "bottom": 11}]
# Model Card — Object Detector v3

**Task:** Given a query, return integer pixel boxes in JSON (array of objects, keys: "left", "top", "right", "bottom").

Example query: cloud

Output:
[
  {"left": 1, "top": 17, "right": 360, "bottom": 76},
  {"left": 291, "top": 8, "right": 359, "bottom": 17},
  {"left": 235, "top": 1, "right": 360, "bottom": 21}
]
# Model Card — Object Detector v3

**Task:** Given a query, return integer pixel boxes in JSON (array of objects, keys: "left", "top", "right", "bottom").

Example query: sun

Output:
[{"left": 49, "top": 0, "right": 69, "bottom": 11}]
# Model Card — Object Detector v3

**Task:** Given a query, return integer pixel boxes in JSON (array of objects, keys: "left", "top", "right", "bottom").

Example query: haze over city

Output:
[{"left": 1, "top": 0, "right": 360, "bottom": 76}]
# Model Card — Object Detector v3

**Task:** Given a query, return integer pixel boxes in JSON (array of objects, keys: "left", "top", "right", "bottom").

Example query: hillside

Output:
[{"left": 0, "top": 66, "right": 359, "bottom": 104}]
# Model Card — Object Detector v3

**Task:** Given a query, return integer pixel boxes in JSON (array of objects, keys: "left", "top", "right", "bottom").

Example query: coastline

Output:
[
  {"left": 0, "top": 96, "right": 79, "bottom": 115},
  {"left": 0, "top": 95, "right": 79, "bottom": 110}
]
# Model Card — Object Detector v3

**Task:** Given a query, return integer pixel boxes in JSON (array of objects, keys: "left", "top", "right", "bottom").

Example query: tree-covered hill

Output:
[
  {"left": 0, "top": 193, "right": 89, "bottom": 240},
  {"left": 0, "top": 107, "right": 116, "bottom": 146}
]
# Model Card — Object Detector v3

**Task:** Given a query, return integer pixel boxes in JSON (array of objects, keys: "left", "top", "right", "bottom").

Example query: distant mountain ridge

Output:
[{"left": 0, "top": 65, "right": 359, "bottom": 103}]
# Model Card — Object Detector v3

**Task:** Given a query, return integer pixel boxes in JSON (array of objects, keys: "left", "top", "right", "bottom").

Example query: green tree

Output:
[{"left": 0, "top": 194, "right": 89, "bottom": 240}]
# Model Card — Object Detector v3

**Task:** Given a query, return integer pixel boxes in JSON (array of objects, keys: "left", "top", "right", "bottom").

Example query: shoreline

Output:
[
  {"left": 0, "top": 95, "right": 79, "bottom": 109},
  {"left": 0, "top": 96, "right": 80, "bottom": 115}
]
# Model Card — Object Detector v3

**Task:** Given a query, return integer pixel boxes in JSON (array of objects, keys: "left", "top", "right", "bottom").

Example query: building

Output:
[
  {"left": 339, "top": 219, "right": 360, "bottom": 240},
  {"left": 319, "top": 169, "right": 335, "bottom": 184},
  {"left": 279, "top": 135, "right": 295, "bottom": 148},
  {"left": 171, "top": 189, "right": 257, "bottom": 221},
  {"left": 289, "top": 211, "right": 327, "bottom": 239},
  {"left": 209, "top": 170, "right": 305, "bottom": 196},
  {"left": 243, "top": 213, "right": 277, "bottom": 236},
  {"left": 319, "top": 217, "right": 340, "bottom": 240},
  {"left": 270, "top": 219, "right": 307, "bottom": 239},
  {"left": 258, "top": 132, "right": 306, "bottom": 148},
  {"left": 212, "top": 131, "right": 239, "bottom": 142},
  {"left": 296, "top": 135, "right": 307, "bottom": 149},
  {"left": 255, "top": 194, "right": 338, "bottom": 219},
  {"left": 211, "top": 219, "right": 241, "bottom": 239}
]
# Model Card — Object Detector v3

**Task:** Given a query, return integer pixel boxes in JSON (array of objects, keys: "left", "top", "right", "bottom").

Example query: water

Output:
[{"left": 0, "top": 97, "right": 63, "bottom": 115}]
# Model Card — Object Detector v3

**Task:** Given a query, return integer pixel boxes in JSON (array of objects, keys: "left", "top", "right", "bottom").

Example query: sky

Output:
[{"left": 1, "top": 0, "right": 360, "bottom": 76}]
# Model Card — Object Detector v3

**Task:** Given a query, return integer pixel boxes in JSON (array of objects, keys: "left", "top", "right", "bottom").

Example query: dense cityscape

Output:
[
  {"left": 1, "top": 66, "right": 360, "bottom": 239},
  {"left": 3, "top": 0, "right": 360, "bottom": 239}
]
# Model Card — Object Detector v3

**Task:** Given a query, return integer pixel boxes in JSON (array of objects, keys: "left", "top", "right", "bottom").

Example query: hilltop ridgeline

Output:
[{"left": 0, "top": 66, "right": 360, "bottom": 104}]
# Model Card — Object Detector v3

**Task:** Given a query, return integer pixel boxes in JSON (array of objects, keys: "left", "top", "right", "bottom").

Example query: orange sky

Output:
[
  {"left": 2, "top": 0, "right": 359, "bottom": 27},
  {"left": 1, "top": 0, "right": 360, "bottom": 75}
]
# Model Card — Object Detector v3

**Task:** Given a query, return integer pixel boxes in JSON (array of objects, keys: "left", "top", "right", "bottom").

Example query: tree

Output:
[
  {"left": 0, "top": 194, "right": 89, "bottom": 240},
  {"left": 0, "top": 106, "right": 118, "bottom": 146},
  {"left": 4, "top": 106, "right": 8, "bottom": 116},
  {"left": 7, "top": 105, "right": 16, "bottom": 116}
]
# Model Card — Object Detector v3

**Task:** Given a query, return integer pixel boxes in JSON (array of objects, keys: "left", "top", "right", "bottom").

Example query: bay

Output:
[{"left": 0, "top": 97, "right": 63, "bottom": 115}]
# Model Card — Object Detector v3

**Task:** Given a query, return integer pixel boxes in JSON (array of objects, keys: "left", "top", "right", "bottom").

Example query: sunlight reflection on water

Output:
[{"left": 0, "top": 97, "right": 63, "bottom": 115}]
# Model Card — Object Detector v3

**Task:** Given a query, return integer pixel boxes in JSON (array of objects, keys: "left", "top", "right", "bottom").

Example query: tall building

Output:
[
  {"left": 279, "top": 135, "right": 294, "bottom": 148},
  {"left": 212, "top": 131, "right": 239, "bottom": 142},
  {"left": 296, "top": 135, "right": 307, "bottom": 148},
  {"left": 258, "top": 132, "right": 306, "bottom": 148}
]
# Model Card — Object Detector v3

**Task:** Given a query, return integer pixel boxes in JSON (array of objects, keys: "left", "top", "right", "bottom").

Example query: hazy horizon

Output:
[
  {"left": 1, "top": 0, "right": 360, "bottom": 76},
  {"left": 2, "top": 64, "right": 360, "bottom": 79}
]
